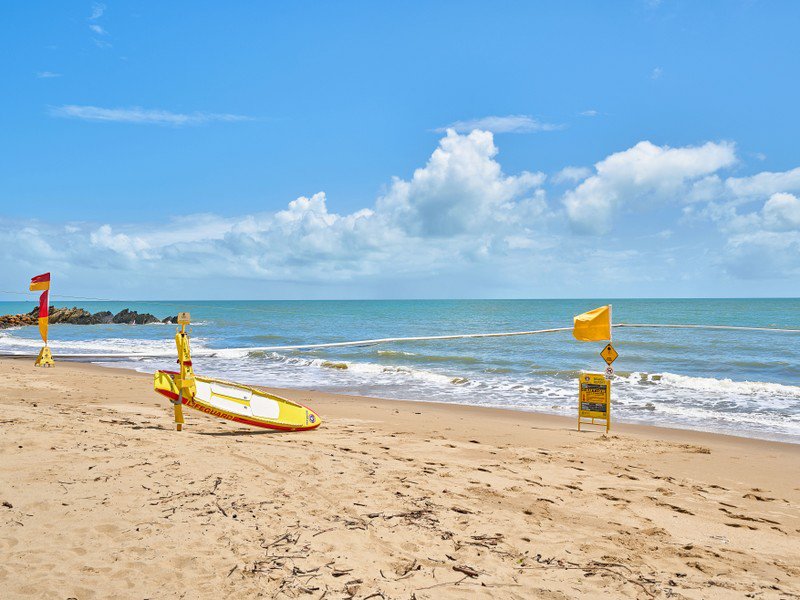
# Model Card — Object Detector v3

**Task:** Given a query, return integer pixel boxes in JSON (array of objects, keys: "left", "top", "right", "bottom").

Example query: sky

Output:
[{"left": 1, "top": 1, "right": 799, "bottom": 300}]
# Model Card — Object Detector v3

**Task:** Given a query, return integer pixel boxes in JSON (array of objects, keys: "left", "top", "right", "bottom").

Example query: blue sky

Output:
[{"left": 1, "top": 1, "right": 799, "bottom": 299}]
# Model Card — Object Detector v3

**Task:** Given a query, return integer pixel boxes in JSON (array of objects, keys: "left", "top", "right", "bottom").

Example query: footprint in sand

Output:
[{"left": 743, "top": 493, "right": 776, "bottom": 502}]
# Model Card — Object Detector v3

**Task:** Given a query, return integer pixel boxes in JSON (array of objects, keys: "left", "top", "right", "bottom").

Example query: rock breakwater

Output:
[{"left": 0, "top": 307, "right": 178, "bottom": 329}]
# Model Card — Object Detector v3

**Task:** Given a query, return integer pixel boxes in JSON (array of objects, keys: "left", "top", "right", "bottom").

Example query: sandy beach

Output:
[{"left": 1, "top": 358, "right": 798, "bottom": 599}]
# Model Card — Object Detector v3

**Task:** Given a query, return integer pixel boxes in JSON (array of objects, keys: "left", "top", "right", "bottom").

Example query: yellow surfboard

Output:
[
  {"left": 154, "top": 370, "right": 321, "bottom": 431},
  {"left": 153, "top": 311, "right": 321, "bottom": 431}
]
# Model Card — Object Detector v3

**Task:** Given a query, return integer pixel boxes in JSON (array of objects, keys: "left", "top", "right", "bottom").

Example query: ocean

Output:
[{"left": 1, "top": 299, "right": 798, "bottom": 442}]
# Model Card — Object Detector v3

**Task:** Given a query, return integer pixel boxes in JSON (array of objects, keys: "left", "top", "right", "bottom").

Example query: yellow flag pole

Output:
[
  {"left": 172, "top": 313, "right": 195, "bottom": 431},
  {"left": 606, "top": 303, "right": 612, "bottom": 433},
  {"left": 33, "top": 283, "right": 54, "bottom": 367},
  {"left": 174, "top": 393, "right": 185, "bottom": 432}
]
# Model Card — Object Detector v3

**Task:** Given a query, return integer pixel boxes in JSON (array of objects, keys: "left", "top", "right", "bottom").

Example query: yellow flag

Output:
[{"left": 573, "top": 305, "right": 611, "bottom": 341}]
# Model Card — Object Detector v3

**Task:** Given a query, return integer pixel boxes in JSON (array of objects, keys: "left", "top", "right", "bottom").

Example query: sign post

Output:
[
  {"left": 577, "top": 372, "right": 611, "bottom": 433},
  {"left": 572, "top": 304, "right": 617, "bottom": 433}
]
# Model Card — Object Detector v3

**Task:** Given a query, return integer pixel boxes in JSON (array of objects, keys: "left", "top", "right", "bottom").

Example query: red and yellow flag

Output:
[
  {"left": 29, "top": 272, "right": 51, "bottom": 292},
  {"left": 573, "top": 305, "right": 611, "bottom": 342},
  {"left": 30, "top": 273, "right": 50, "bottom": 343}
]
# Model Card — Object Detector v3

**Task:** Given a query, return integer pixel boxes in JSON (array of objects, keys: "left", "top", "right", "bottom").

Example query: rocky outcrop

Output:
[
  {"left": 111, "top": 308, "right": 160, "bottom": 325},
  {"left": 0, "top": 306, "right": 177, "bottom": 329},
  {"left": 0, "top": 313, "right": 37, "bottom": 328}
]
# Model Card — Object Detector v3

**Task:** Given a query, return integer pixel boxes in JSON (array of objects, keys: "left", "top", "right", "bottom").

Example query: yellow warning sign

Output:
[
  {"left": 600, "top": 343, "right": 619, "bottom": 365},
  {"left": 578, "top": 372, "right": 610, "bottom": 433}
]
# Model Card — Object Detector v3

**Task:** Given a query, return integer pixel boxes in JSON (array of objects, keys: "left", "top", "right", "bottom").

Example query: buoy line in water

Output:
[
  {"left": 614, "top": 323, "right": 800, "bottom": 333},
  {"left": 237, "top": 322, "right": 800, "bottom": 352},
  {"left": 1, "top": 322, "right": 798, "bottom": 359}
]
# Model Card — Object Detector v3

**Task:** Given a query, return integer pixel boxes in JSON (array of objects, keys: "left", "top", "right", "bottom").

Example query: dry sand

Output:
[{"left": 1, "top": 358, "right": 799, "bottom": 599}]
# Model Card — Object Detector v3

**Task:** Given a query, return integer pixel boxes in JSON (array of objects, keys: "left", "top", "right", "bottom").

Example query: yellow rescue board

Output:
[{"left": 154, "top": 370, "right": 321, "bottom": 431}]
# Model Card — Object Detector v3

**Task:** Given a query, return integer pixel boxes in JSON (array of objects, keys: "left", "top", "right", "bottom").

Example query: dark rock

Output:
[
  {"left": 93, "top": 311, "right": 113, "bottom": 324},
  {"left": 49, "top": 307, "right": 94, "bottom": 324},
  {"left": 72, "top": 313, "right": 96, "bottom": 324},
  {"left": 112, "top": 309, "right": 136, "bottom": 324},
  {"left": 112, "top": 309, "right": 160, "bottom": 325},
  {"left": 3, "top": 306, "right": 163, "bottom": 327}
]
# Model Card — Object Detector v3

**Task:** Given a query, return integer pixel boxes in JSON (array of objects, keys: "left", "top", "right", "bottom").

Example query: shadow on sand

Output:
[{"left": 193, "top": 428, "right": 285, "bottom": 437}]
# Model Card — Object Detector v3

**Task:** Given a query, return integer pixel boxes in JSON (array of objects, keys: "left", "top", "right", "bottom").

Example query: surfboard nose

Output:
[{"left": 306, "top": 408, "right": 322, "bottom": 429}]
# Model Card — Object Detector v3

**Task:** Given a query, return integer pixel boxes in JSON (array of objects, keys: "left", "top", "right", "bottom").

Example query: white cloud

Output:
[
  {"left": 89, "top": 3, "right": 105, "bottom": 20},
  {"left": 563, "top": 140, "right": 737, "bottom": 233},
  {"left": 579, "top": 110, "right": 599, "bottom": 117},
  {"left": 436, "top": 115, "right": 561, "bottom": 134},
  {"left": 377, "top": 129, "right": 546, "bottom": 236},
  {"left": 0, "top": 130, "right": 550, "bottom": 287},
  {"left": 724, "top": 230, "right": 800, "bottom": 279},
  {"left": 3, "top": 132, "right": 799, "bottom": 296},
  {"left": 49, "top": 105, "right": 254, "bottom": 126},
  {"left": 651, "top": 67, "right": 663, "bottom": 80},
  {"left": 553, "top": 166, "right": 591, "bottom": 184},
  {"left": 90, "top": 225, "right": 151, "bottom": 259},
  {"left": 761, "top": 193, "right": 800, "bottom": 232},
  {"left": 698, "top": 192, "right": 800, "bottom": 279},
  {"left": 685, "top": 175, "right": 725, "bottom": 204},
  {"left": 88, "top": 3, "right": 109, "bottom": 44},
  {"left": 724, "top": 167, "right": 800, "bottom": 199},
  {"left": 36, "top": 71, "right": 62, "bottom": 78}
]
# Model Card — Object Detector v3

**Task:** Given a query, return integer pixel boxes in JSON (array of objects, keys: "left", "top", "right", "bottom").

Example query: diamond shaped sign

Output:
[{"left": 600, "top": 343, "right": 618, "bottom": 365}]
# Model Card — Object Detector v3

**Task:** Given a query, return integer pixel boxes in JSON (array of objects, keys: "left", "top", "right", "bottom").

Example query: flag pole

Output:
[
  {"left": 609, "top": 304, "right": 613, "bottom": 342},
  {"left": 31, "top": 272, "right": 55, "bottom": 367}
]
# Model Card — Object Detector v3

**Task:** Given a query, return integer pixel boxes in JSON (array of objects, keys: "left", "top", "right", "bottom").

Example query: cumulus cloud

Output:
[
  {"left": 724, "top": 230, "right": 800, "bottom": 279},
  {"left": 563, "top": 140, "right": 737, "bottom": 233},
  {"left": 762, "top": 193, "right": 800, "bottom": 231},
  {"left": 378, "top": 129, "right": 546, "bottom": 236},
  {"left": 436, "top": 115, "right": 561, "bottom": 134},
  {"left": 0, "top": 130, "right": 551, "bottom": 289},
  {"left": 49, "top": 105, "right": 253, "bottom": 126},
  {"left": 725, "top": 167, "right": 800, "bottom": 199},
  {"left": 89, "top": 224, "right": 151, "bottom": 259},
  {"left": 699, "top": 191, "right": 800, "bottom": 279},
  {"left": 3, "top": 131, "right": 800, "bottom": 296}
]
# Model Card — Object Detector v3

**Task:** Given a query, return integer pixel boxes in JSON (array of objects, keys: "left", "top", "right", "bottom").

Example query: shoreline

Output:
[
  {"left": 1, "top": 357, "right": 799, "bottom": 598},
  {"left": 4, "top": 354, "right": 798, "bottom": 446}
]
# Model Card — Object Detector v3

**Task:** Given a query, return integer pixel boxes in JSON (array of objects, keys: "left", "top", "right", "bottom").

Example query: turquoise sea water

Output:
[{"left": 1, "top": 299, "right": 798, "bottom": 442}]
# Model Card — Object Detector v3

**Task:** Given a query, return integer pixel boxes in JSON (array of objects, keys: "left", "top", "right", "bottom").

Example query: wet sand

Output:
[{"left": 1, "top": 358, "right": 798, "bottom": 598}]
